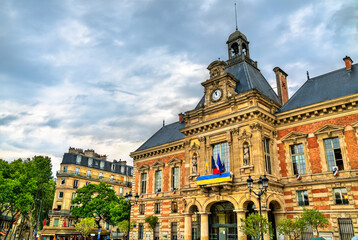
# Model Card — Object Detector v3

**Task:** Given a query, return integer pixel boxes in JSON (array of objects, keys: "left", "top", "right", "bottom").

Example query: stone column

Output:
[
  {"left": 200, "top": 212, "right": 209, "bottom": 240},
  {"left": 235, "top": 210, "right": 246, "bottom": 240},
  {"left": 184, "top": 214, "right": 192, "bottom": 240}
]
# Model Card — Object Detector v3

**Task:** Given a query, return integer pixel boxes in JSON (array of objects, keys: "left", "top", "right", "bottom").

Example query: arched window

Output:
[{"left": 231, "top": 42, "right": 240, "bottom": 56}]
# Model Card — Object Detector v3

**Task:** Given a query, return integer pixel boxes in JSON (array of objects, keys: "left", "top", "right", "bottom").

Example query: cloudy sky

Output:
[{"left": 1, "top": 0, "right": 357, "bottom": 173}]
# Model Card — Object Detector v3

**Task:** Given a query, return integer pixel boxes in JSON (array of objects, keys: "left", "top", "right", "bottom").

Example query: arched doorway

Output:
[
  {"left": 190, "top": 205, "right": 200, "bottom": 240},
  {"left": 245, "top": 201, "right": 257, "bottom": 240},
  {"left": 268, "top": 201, "right": 281, "bottom": 240},
  {"left": 209, "top": 201, "right": 237, "bottom": 240}
]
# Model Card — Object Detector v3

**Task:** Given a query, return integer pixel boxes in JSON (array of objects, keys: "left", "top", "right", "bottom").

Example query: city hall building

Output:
[{"left": 130, "top": 29, "right": 358, "bottom": 240}]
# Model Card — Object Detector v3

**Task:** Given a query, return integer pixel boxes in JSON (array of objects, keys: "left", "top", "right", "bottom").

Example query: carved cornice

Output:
[
  {"left": 168, "top": 157, "right": 183, "bottom": 166},
  {"left": 276, "top": 95, "right": 358, "bottom": 126},
  {"left": 181, "top": 109, "right": 275, "bottom": 137},
  {"left": 238, "top": 130, "right": 252, "bottom": 141},
  {"left": 131, "top": 141, "right": 184, "bottom": 161},
  {"left": 137, "top": 164, "right": 150, "bottom": 172},
  {"left": 151, "top": 161, "right": 165, "bottom": 170}
]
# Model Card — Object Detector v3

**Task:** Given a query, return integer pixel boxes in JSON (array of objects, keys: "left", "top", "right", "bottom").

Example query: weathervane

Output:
[{"left": 235, "top": 2, "right": 238, "bottom": 31}]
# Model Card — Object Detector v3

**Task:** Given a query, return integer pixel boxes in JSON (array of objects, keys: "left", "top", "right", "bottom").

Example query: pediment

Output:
[
  {"left": 152, "top": 161, "right": 165, "bottom": 169},
  {"left": 314, "top": 124, "right": 345, "bottom": 136},
  {"left": 168, "top": 157, "right": 182, "bottom": 166},
  {"left": 281, "top": 131, "right": 308, "bottom": 142},
  {"left": 137, "top": 164, "right": 150, "bottom": 172},
  {"left": 190, "top": 142, "right": 200, "bottom": 151}
]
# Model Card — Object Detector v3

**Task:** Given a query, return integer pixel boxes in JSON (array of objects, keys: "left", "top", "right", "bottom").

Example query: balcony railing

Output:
[
  {"left": 56, "top": 170, "right": 132, "bottom": 187},
  {"left": 49, "top": 210, "right": 72, "bottom": 215}
]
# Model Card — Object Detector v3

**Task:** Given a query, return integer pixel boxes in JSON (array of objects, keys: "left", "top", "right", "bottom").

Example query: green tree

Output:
[
  {"left": 277, "top": 217, "right": 307, "bottom": 240},
  {"left": 240, "top": 213, "right": 273, "bottom": 240},
  {"left": 71, "top": 182, "right": 128, "bottom": 228},
  {"left": 109, "top": 197, "right": 130, "bottom": 224},
  {"left": 117, "top": 220, "right": 133, "bottom": 238},
  {"left": 301, "top": 208, "right": 329, "bottom": 237},
  {"left": 75, "top": 218, "right": 96, "bottom": 240},
  {"left": 144, "top": 215, "right": 159, "bottom": 240}
]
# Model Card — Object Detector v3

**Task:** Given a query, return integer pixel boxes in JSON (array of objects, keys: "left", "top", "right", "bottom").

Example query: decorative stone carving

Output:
[
  {"left": 243, "top": 142, "right": 250, "bottom": 166},
  {"left": 250, "top": 123, "right": 262, "bottom": 131},
  {"left": 239, "top": 130, "right": 252, "bottom": 142},
  {"left": 192, "top": 154, "right": 198, "bottom": 174}
]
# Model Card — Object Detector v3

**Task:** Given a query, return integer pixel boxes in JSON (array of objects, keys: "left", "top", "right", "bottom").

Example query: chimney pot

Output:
[{"left": 343, "top": 56, "right": 353, "bottom": 71}]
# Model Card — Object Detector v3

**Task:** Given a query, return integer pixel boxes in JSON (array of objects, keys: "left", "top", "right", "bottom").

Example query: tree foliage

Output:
[
  {"left": 277, "top": 217, "right": 307, "bottom": 240},
  {"left": 71, "top": 182, "right": 129, "bottom": 228},
  {"left": 117, "top": 220, "right": 133, "bottom": 237},
  {"left": 0, "top": 156, "right": 55, "bottom": 240},
  {"left": 144, "top": 215, "right": 159, "bottom": 240},
  {"left": 240, "top": 213, "right": 273, "bottom": 240},
  {"left": 75, "top": 218, "right": 96, "bottom": 240},
  {"left": 301, "top": 208, "right": 329, "bottom": 237}
]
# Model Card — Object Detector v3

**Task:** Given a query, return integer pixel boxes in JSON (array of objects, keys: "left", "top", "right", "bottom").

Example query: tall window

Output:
[
  {"left": 212, "top": 142, "right": 230, "bottom": 172},
  {"left": 59, "top": 192, "right": 63, "bottom": 199},
  {"left": 263, "top": 138, "right": 272, "bottom": 174},
  {"left": 119, "top": 188, "right": 123, "bottom": 196},
  {"left": 72, "top": 192, "right": 77, "bottom": 199},
  {"left": 110, "top": 175, "right": 114, "bottom": 182},
  {"left": 324, "top": 137, "right": 343, "bottom": 170},
  {"left": 138, "top": 223, "right": 144, "bottom": 239},
  {"left": 75, "top": 168, "right": 79, "bottom": 175},
  {"left": 88, "top": 158, "right": 93, "bottom": 167},
  {"left": 63, "top": 166, "right": 68, "bottom": 172},
  {"left": 171, "top": 222, "right": 177, "bottom": 240},
  {"left": 171, "top": 201, "right": 178, "bottom": 213},
  {"left": 61, "top": 179, "right": 66, "bottom": 185},
  {"left": 154, "top": 203, "right": 161, "bottom": 214},
  {"left": 334, "top": 188, "right": 349, "bottom": 205},
  {"left": 87, "top": 170, "right": 91, "bottom": 177},
  {"left": 99, "top": 172, "right": 103, "bottom": 180},
  {"left": 139, "top": 204, "right": 145, "bottom": 215},
  {"left": 141, "top": 173, "right": 147, "bottom": 194},
  {"left": 73, "top": 180, "right": 78, "bottom": 189},
  {"left": 297, "top": 190, "right": 309, "bottom": 206},
  {"left": 100, "top": 161, "right": 105, "bottom": 169},
  {"left": 53, "top": 219, "right": 59, "bottom": 227},
  {"left": 172, "top": 167, "right": 179, "bottom": 190},
  {"left": 76, "top": 155, "right": 81, "bottom": 164},
  {"left": 291, "top": 144, "right": 306, "bottom": 175},
  {"left": 155, "top": 170, "right": 162, "bottom": 192}
]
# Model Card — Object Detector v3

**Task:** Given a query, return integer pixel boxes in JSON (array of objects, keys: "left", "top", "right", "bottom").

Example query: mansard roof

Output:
[
  {"left": 135, "top": 121, "right": 185, "bottom": 152},
  {"left": 280, "top": 63, "right": 358, "bottom": 112}
]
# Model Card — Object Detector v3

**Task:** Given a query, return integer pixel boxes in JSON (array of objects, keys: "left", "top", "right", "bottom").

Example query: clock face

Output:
[{"left": 212, "top": 89, "right": 222, "bottom": 101}]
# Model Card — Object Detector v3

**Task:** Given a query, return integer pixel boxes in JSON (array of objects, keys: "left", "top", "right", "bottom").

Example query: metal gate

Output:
[{"left": 338, "top": 218, "right": 354, "bottom": 240}]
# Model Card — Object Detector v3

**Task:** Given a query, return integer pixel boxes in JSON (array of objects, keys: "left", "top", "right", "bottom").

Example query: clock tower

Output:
[{"left": 201, "top": 60, "right": 239, "bottom": 107}]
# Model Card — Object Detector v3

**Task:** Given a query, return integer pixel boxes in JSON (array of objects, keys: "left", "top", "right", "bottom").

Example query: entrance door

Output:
[
  {"left": 209, "top": 202, "right": 237, "bottom": 240},
  {"left": 268, "top": 203, "right": 277, "bottom": 240}
]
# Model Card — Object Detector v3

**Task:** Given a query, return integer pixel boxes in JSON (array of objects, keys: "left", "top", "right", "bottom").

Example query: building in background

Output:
[
  {"left": 41, "top": 148, "right": 133, "bottom": 240},
  {"left": 129, "top": 27, "right": 358, "bottom": 240}
]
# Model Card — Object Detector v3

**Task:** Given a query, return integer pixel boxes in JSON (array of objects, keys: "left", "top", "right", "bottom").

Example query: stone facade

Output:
[
  {"left": 41, "top": 148, "right": 133, "bottom": 240},
  {"left": 130, "top": 29, "right": 358, "bottom": 240}
]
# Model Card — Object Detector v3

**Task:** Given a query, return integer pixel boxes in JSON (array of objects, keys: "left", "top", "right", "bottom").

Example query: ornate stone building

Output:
[
  {"left": 41, "top": 148, "right": 133, "bottom": 240},
  {"left": 130, "top": 29, "right": 358, "bottom": 240}
]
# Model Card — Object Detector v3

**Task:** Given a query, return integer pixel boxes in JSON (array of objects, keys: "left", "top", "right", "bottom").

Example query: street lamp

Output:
[
  {"left": 124, "top": 192, "right": 139, "bottom": 240},
  {"left": 246, "top": 174, "right": 269, "bottom": 240}
]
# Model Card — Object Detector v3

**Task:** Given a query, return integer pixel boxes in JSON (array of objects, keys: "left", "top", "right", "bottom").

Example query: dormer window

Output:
[
  {"left": 88, "top": 158, "right": 93, "bottom": 167},
  {"left": 111, "top": 164, "right": 116, "bottom": 171},
  {"left": 76, "top": 155, "right": 81, "bottom": 164},
  {"left": 100, "top": 161, "right": 105, "bottom": 169}
]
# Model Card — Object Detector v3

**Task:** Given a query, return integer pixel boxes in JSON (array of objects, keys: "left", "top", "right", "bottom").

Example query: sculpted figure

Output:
[
  {"left": 192, "top": 154, "right": 197, "bottom": 174},
  {"left": 243, "top": 143, "right": 250, "bottom": 166}
]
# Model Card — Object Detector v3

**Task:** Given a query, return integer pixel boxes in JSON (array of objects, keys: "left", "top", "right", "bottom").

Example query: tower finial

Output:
[
  {"left": 306, "top": 71, "right": 310, "bottom": 80},
  {"left": 235, "top": 2, "right": 238, "bottom": 31}
]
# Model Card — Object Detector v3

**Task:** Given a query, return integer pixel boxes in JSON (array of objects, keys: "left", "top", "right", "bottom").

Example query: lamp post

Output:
[
  {"left": 247, "top": 174, "right": 269, "bottom": 240},
  {"left": 124, "top": 192, "right": 139, "bottom": 240}
]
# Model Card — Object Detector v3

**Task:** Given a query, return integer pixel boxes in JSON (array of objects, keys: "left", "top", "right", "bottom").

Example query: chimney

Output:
[
  {"left": 273, "top": 67, "right": 289, "bottom": 105},
  {"left": 343, "top": 56, "right": 353, "bottom": 71},
  {"left": 178, "top": 113, "right": 184, "bottom": 123}
]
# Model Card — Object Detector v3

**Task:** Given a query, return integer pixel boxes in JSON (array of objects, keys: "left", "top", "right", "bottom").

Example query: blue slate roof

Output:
[
  {"left": 135, "top": 121, "right": 185, "bottom": 151},
  {"left": 280, "top": 63, "right": 358, "bottom": 112},
  {"left": 195, "top": 61, "right": 279, "bottom": 109}
]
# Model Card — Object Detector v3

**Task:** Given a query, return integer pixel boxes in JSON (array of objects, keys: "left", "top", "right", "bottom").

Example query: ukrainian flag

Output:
[{"left": 196, "top": 172, "right": 231, "bottom": 185}]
